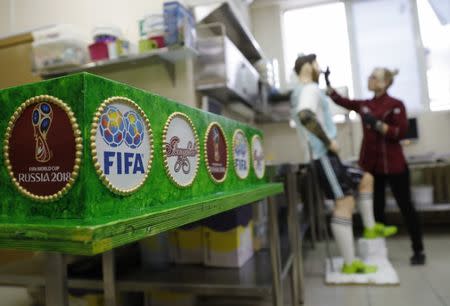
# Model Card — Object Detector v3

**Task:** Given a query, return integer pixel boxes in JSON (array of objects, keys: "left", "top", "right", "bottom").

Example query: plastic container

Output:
[
  {"left": 89, "top": 25, "right": 130, "bottom": 61},
  {"left": 163, "top": 1, "right": 196, "bottom": 48},
  {"left": 92, "top": 25, "right": 122, "bottom": 41},
  {"left": 88, "top": 42, "right": 110, "bottom": 61},
  {"left": 139, "top": 14, "right": 165, "bottom": 38},
  {"left": 89, "top": 39, "right": 130, "bottom": 61},
  {"left": 32, "top": 36, "right": 88, "bottom": 71},
  {"left": 32, "top": 25, "right": 89, "bottom": 71}
]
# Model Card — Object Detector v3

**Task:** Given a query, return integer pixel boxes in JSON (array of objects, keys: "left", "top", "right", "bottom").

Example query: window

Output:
[
  {"left": 282, "top": 2, "right": 353, "bottom": 96},
  {"left": 349, "top": 0, "right": 424, "bottom": 114},
  {"left": 417, "top": 0, "right": 450, "bottom": 111}
]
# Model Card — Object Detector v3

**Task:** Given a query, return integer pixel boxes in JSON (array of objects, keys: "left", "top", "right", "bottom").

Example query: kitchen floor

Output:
[
  {"left": 302, "top": 233, "right": 450, "bottom": 306},
  {"left": 0, "top": 234, "right": 449, "bottom": 306}
]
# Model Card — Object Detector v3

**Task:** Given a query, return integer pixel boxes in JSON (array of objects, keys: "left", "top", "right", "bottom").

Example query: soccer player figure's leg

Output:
[
  {"left": 331, "top": 195, "right": 377, "bottom": 274},
  {"left": 357, "top": 172, "right": 397, "bottom": 239}
]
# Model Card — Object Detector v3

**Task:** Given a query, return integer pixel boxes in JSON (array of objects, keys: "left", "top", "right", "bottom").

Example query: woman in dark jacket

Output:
[{"left": 327, "top": 67, "right": 425, "bottom": 265}]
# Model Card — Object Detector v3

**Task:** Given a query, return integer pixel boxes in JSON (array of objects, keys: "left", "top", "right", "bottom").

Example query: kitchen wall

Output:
[
  {"left": 0, "top": 0, "right": 10, "bottom": 37},
  {"left": 251, "top": 1, "right": 450, "bottom": 164},
  {"left": 1, "top": 0, "right": 250, "bottom": 41}
]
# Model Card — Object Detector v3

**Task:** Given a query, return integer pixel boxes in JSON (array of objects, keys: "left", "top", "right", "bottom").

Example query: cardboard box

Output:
[
  {"left": 169, "top": 223, "right": 203, "bottom": 264},
  {"left": 140, "top": 232, "right": 170, "bottom": 267},
  {"left": 69, "top": 294, "right": 104, "bottom": 306},
  {"left": 145, "top": 290, "right": 196, "bottom": 306},
  {"left": 203, "top": 205, "right": 253, "bottom": 268}
]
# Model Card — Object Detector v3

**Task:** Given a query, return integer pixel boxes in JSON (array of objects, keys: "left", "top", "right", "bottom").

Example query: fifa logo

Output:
[
  {"left": 99, "top": 105, "right": 146, "bottom": 175},
  {"left": 32, "top": 103, "right": 53, "bottom": 163}
]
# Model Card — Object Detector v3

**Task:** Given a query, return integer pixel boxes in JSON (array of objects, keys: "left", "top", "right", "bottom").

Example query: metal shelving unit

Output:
[
  {"left": 0, "top": 176, "right": 305, "bottom": 306},
  {"left": 37, "top": 45, "right": 197, "bottom": 85}
]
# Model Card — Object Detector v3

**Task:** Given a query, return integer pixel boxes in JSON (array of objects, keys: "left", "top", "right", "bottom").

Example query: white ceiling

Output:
[{"left": 251, "top": 0, "right": 336, "bottom": 9}]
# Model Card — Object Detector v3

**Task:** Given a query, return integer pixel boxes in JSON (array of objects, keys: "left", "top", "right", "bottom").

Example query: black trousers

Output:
[{"left": 374, "top": 168, "right": 424, "bottom": 254}]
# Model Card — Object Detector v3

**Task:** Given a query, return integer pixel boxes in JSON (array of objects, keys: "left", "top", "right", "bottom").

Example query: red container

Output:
[
  {"left": 149, "top": 35, "right": 165, "bottom": 48},
  {"left": 89, "top": 42, "right": 109, "bottom": 61}
]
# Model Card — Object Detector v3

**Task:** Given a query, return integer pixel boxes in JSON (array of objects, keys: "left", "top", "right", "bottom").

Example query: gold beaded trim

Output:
[
  {"left": 3, "top": 95, "right": 83, "bottom": 202},
  {"left": 251, "top": 134, "right": 265, "bottom": 179},
  {"left": 232, "top": 129, "right": 249, "bottom": 180},
  {"left": 162, "top": 112, "right": 200, "bottom": 188},
  {"left": 90, "top": 97, "right": 153, "bottom": 195},
  {"left": 204, "top": 122, "right": 228, "bottom": 184}
]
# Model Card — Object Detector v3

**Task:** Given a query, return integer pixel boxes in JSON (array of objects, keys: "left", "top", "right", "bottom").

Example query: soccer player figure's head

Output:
[{"left": 294, "top": 53, "right": 320, "bottom": 83}]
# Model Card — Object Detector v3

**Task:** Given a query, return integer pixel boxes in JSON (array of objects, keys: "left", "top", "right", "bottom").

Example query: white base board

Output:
[
  {"left": 357, "top": 238, "right": 388, "bottom": 261},
  {"left": 325, "top": 257, "right": 399, "bottom": 285}
]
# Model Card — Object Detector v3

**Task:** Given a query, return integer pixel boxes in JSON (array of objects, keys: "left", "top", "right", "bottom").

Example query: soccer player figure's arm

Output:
[
  {"left": 298, "top": 109, "right": 331, "bottom": 147},
  {"left": 295, "top": 85, "right": 331, "bottom": 147}
]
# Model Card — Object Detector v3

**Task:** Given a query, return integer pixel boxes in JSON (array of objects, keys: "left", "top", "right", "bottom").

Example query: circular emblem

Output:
[
  {"left": 204, "top": 122, "right": 228, "bottom": 183},
  {"left": 252, "top": 135, "right": 265, "bottom": 179},
  {"left": 91, "top": 97, "right": 153, "bottom": 195},
  {"left": 232, "top": 129, "right": 249, "bottom": 179},
  {"left": 3, "top": 95, "right": 82, "bottom": 202},
  {"left": 163, "top": 112, "right": 199, "bottom": 188}
]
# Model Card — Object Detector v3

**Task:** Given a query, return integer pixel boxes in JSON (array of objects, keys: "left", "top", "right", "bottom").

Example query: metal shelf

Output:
[
  {"left": 386, "top": 203, "right": 450, "bottom": 212},
  {"left": 195, "top": 2, "right": 265, "bottom": 63},
  {"left": 0, "top": 249, "right": 291, "bottom": 297},
  {"left": 0, "top": 190, "right": 304, "bottom": 306},
  {"left": 37, "top": 45, "right": 197, "bottom": 84},
  {"left": 119, "top": 248, "right": 291, "bottom": 296}
]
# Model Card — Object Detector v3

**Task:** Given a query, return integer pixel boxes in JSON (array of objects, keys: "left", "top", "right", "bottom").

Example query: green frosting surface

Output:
[{"left": 0, "top": 73, "right": 283, "bottom": 254}]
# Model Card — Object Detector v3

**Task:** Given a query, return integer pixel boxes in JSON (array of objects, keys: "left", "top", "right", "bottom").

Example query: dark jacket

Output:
[{"left": 329, "top": 91, "right": 408, "bottom": 174}]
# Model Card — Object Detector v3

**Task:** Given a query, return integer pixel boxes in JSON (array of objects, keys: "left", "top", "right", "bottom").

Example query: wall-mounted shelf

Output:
[{"left": 37, "top": 45, "right": 197, "bottom": 85}]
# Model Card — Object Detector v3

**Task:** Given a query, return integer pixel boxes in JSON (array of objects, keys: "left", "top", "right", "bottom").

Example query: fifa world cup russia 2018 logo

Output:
[
  {"left": 32, "top": 102, "right": 53, "bottom": 163},
  {"left": 212, "top": 127, "right": 220, "bottom": 162}
]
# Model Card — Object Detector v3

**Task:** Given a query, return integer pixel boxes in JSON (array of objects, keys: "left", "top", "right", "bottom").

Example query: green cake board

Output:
[{"left": 0, "top": 73, "right": 283, "bottom": 255}]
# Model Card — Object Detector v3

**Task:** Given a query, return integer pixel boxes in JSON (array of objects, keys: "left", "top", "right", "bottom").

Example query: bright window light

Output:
[
  {"left": 332, "top": 114, "right": 346, "bottom": 124},
  {"left": 349, "top": 110, "right": 358, "bottom": 121},
  {"left": 282, "top": 3, "right": 353, "bottom": 96},
  {"left": 417, "top": 0, "right": 450, "bottom": 112}
]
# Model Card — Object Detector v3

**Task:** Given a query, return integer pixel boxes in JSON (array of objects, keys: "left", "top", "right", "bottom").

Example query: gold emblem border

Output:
[
  {"left": 90, "top": 96, "right": 153, "bottom": 195},
  {"left": 3, "top": 95, "right": 83, "bottom": 202},
  {"left": 162, "top": 112, "right": 200, "bottom": 188}
]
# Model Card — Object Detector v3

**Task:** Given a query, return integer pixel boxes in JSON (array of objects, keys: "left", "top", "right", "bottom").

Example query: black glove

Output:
[
  {"left": 361, "top": 112, "right": 377, "bottom": 128},
  {"left": 324, "top": 66, "right": 331, "bottom": 87},
  {"left": 361, "top": 112, "right": 384, "bottom": 132}
]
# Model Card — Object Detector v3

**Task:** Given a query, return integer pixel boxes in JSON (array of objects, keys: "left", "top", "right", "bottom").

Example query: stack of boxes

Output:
[
  {"left": 169, "top": 222, "right": 203, "bottom": 264},
  {"left": 163, "top": 1, "right": 196, "bottom": 49},
  {"left": 140, "top": 204, "right": 260, "bottom": 269},
  {"left": 138, "top": 14, "right": 166, "bottom": 53},
  {"left": 252, "top": 199, "right": 269, "bottom": 251},
  {"left": 203, "top": 205, "right": 254, "bottom": 268},
  {"left": 138, "top": 1, "right": 197, "bottom": 53},
  {"left": 88, "top": 26, "right": 130, "bottom": 61}
]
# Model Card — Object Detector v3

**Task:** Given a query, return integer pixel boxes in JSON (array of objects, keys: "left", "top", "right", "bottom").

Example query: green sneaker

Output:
[
  {"left": 363, "top": 227, "right": 379, "bottom": 239},
  {"left": 374, "top": 223, "right": 398, "bottom": 237},
  {"left": 363, "top": 223, "right": 398, "bottom": 239},
  {"left": 341, "top": 260, "right": 378, "bottom": 274}
]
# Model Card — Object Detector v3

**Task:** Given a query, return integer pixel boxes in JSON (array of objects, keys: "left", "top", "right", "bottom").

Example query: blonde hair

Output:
[{"left": 382, "top": 68, "right": 399, "bottom": 88}]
